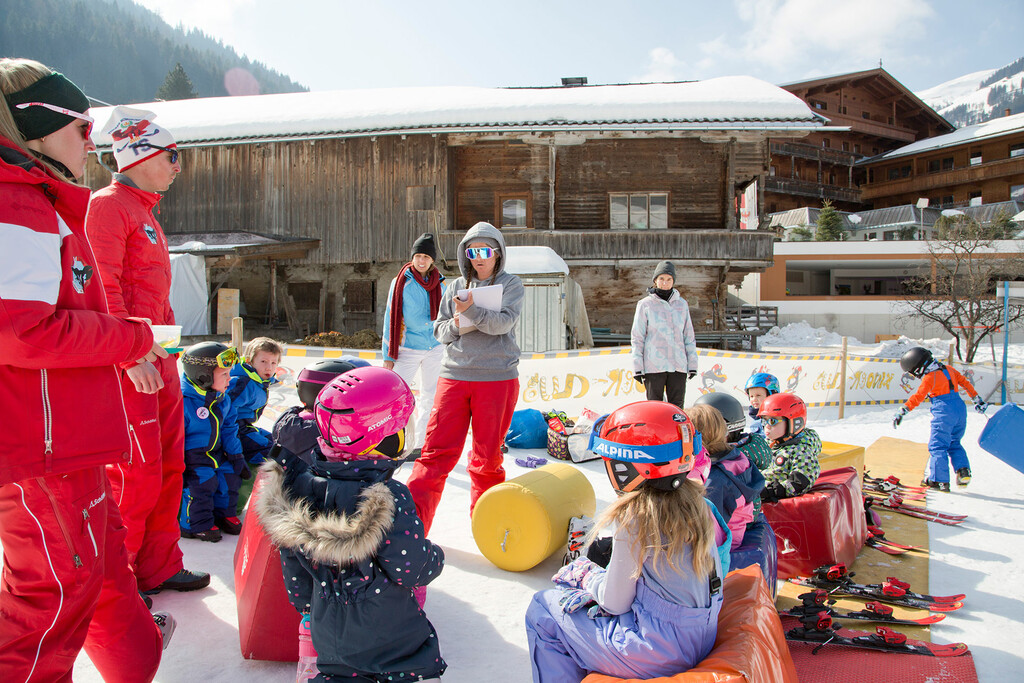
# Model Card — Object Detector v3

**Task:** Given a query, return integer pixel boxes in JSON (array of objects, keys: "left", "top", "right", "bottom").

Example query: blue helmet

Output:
[{"left": 745, "top": 372, "right": 780, "bottom": 396}]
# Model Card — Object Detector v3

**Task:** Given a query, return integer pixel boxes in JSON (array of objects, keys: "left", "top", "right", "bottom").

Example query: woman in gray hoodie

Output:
[{"left": 405, "top": 222, "right": 524, "bottom": 533}]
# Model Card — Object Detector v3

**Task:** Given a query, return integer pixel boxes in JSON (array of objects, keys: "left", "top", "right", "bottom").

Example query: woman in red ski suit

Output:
[{"left": 0, "top": 59, "right": 167, "bottom": 681}]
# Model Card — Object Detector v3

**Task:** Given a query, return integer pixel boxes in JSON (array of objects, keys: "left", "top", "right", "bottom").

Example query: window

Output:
[
  {"left": 901, "top": 165, "right": 912, "bottom": 178},
  {"left": 873, "top": 147, "right": 880, "bottom": 155},
  {"left": 769, "top": 165, "right": 777, "bottom": 176},
  {"left": 854, "top": 144, "right": 861, "bottom": 154},
  {"left": 942, "top": 157, "right": 954, "bottom": 171},
  {"left": 842, "top": 142, "right": 850, "bottom": 152},
  {"left": 883, "top": 231, "right": 897, "bottom": 240},
  {"left": 928, "top": 159, "right": 941, "bottom": 173},
  {"left": 810, "top": 100, "right": 827, "bottom": 111},
  {"left": 822, "top": 138, "right": 831, "bottom": 149},
  {"left": 1012, "top": 184, "right": 1024, "bottom": 201},
  {"left": 343, "top": 280, "right": 375, "bottom": 313},
  {"left": 969, "top": 192, "right": 983, "bottom": 206},
  {"left": 862, "top": 111, "right": 871, "bottom": 119},
  {"left": 610, "top": 192, "right": 668, "bottom": 230},
  {"left": 840, "top": 106, "right": 848, "bottom": 114},
  {"left": 941, "top": 195, "right": 954, "bottom": 208},
  {"left": 970, "top": 151, "right": 983, "bottom": 166},
  {"left": 496, "top": 193, "right": 531, "bottom": 228},
  {"left": 867, "top": 232, "right": 878, "bottom": 240},
  {"left": 887, "top": 167, "right": 900, "bottom": 181},
  {"left": 1010, "top": 143, "right": 1024, "bottom": 158}
]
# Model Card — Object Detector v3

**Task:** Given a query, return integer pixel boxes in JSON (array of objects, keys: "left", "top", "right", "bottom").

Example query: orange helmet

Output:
[
  {"left": 589, "top": 401, "right": 700, "bottom": 493},
  {"left": 757, "top": 392, "right": 807, "bottom": 439}
]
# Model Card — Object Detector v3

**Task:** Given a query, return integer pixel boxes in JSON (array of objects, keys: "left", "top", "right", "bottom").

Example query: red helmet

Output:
[
  {"left": 314, "top": 366, "right": 414, "bottom": 458},
  {"left": 589, "top": 401, "right": 700, "bottom": 493},
  {"left": 757, "top": 392, "right": 807, "bottom": 439}
]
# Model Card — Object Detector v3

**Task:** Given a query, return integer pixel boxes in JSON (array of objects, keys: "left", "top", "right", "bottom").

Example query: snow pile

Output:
[
  {"left": 872, "top": 335, "right": 951, "bottom": 359},
  {"left": 758, "top": 321, "right": 860, "bottom": 349}
]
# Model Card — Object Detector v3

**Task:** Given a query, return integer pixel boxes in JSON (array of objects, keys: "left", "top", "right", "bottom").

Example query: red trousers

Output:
[
  {"left": 106, "top": 353, "right": 185, "bottom": 590},
  {"left": 406, "top": 377, "right": 519, "bottom": 534},
  {"left": 0, "top": 467, "right": 162, "bottom": 682}
]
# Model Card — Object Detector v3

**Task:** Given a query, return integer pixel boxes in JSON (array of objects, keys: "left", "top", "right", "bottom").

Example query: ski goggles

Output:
[
  {"left": 130, "top": 141, "right": 179, "bottom": 164},
  {"left": 761, "top": 416, "right": 783, "bottom": 427},
  {"left": 181, "top": 346, "right": 239, "bottom": 369},
  {"left": 15, "top": 102, "right": 94, "bottom": 138},
  {"left": 465, "top": 247, "right": 495, "bottom": 260}
]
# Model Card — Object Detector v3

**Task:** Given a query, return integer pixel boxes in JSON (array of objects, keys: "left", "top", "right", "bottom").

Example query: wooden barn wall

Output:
[
  {"left": 86, "top": 136, "right": 449, "bottom": 265},
  {"left": 452, "top": 138, "right": 768, "bottom": 231}
]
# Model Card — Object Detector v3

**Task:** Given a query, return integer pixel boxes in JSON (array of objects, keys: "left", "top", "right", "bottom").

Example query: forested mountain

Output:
[
  {"left": 1, "top": 0, "right": 306, "bottom": 105},
  {"left": 917, "top": 56, "right": 1024, "bottom": 128}
]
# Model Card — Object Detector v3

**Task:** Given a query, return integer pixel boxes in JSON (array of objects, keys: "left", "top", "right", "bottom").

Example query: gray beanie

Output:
[
  {"left": 469, "top": 236, "right": 500, "bottom": 250},
  {"left": 652, "top": 260, "right": 676, "bottom": 282}
]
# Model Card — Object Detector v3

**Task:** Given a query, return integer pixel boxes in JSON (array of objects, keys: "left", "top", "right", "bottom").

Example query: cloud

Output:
[
  {"left": 693, "top": 0, "right": 934, "bottom": 80},
  {"left": 637, "top": 47, "right": 685, "bottom": 83}
]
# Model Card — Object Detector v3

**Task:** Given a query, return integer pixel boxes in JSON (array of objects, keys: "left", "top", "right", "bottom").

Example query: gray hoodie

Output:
[{"left": 433, "top": 222, "right": 524, "bottom": 381}]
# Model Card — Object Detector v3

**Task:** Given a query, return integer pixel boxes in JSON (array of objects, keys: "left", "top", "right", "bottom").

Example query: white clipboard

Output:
[{"left": 457, "top": 284, "right": 503, "bottom": 329}]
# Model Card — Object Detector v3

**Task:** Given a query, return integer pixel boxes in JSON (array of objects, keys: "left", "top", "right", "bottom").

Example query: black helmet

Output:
[
  {"left": 182, "top": 342, "right": 238, "bottom": 390},
  {"left": 900, "top": 347, "right": 934, "bottom": 378},
  {"left": 297, "top": 359, "right": 361, "bottom": 409},
  {"left": 693, "top": 392, "right": 746, "bottom": 435}
]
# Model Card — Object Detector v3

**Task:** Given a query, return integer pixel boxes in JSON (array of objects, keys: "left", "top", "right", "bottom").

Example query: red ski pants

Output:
[
  {"left": 406, "top": 377, "right": 519, "bottom": 534},
  {"left": 106, "top": 353, "right": 185, "bottom": 590},
  {"left": 0, "top": 467, "right": 162, "bottom": 682}
]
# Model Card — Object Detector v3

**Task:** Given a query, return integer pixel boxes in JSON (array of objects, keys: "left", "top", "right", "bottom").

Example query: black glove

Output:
[
  {"left": 687, "top": 370, "right": 697, "bottom": 380},
  {"left": 236, "top": 460, "right": 252, "bottom": 480},
  {"left": 760, "top": 481, "right": 788, "bottom": 503},
  {"left": 892, "top": 406, "right": 908, "bottom": 429},
  {"left": 633, "top": 372, "right": 645, "bottom": 388}
]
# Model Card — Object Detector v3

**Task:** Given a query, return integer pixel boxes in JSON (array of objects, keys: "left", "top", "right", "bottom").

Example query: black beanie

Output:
[
  {"left": 411, "top": 233, "right": 437, "bottom": 260},
  {"left": 652, "top": 260, "right": 676, "bottom": 283}
]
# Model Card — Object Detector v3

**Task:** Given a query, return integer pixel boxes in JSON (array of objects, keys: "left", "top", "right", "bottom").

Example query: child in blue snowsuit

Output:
[
  {"left": 228, "top": 337, "right": 282, "bottom": 467},
  {"left": 744, "top": 372, "right": 780, "bottom": 438},
  {"left": 179, "top": 342, "right": 245, "bottom": 542},
  {"left": 526, "top": 401, "right": 722, "bottom": 682},
  {"left": 271, "top": 356, "right": 369, "bottom": 465}
]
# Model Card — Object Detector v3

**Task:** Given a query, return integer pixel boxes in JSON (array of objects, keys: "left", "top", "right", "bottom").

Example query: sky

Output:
[{"left": 128, "top": 0, "right": 1024, "bottom": 94}]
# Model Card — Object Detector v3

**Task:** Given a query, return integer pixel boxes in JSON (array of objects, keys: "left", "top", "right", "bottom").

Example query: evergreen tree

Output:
[
  {"left": 815, "top": 200, "right": 846, "bottom": 241},
  {"left": 156, "top": 63, "right": 198, "bottom": 100}
]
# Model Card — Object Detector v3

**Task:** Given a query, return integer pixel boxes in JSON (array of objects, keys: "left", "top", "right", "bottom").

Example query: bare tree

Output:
[{"left": 899, "top": 214, "right": 1024, "bottom": 362}]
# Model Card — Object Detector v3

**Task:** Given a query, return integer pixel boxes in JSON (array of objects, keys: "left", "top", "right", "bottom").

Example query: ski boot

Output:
[{"left": 955, "top": 468, "right": 971, "bottom": 487}]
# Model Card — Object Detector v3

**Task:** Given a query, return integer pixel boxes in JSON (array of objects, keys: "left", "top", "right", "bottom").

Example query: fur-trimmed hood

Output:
[{"left": 256, "top": 459, "right": 395, "bottom": 566}]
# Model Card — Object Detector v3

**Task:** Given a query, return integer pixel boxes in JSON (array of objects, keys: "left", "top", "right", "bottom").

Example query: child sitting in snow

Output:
[
  {"left": 744, "top": 372, "right": 780, "bottom": 438},
  {"left": 257, "top": 366, "right": 445, "bottom": 683},
  {"left": 271, "top": 357, "right": 369, "bottom": 465},
  {"left": 685, "top": 404, "right": 765, "bottom": 549},
  {"left": 526, "top": 401, "right": 723, "bottom": 682},
  {"left": 893, "top": 346, "right": 987, "bottom": 491},
  {"left": 227, "top": 337, "right": 282, "bottom": 467},
  {"left": 758, "top": 393, "right": 821, "bottom": 502}
]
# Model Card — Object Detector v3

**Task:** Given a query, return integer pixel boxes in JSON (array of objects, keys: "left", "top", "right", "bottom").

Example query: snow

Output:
[
  {"left": 916, "top": 69, "right": 996, "bottom": 111},
  {"left": 876, "top": 110, "right": 1024, "bottom": 162},
  {"left": 7, "top": 325, "right": 1017, "bottom": 681},
  {"left": 86, "top": 76, "right": 822, "bottom": 146}
]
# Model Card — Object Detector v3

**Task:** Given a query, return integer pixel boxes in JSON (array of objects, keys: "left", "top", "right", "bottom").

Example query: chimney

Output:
[
  {"left": 561, "top": 77, "right": 588, "bottom": 87},
  {"left": 1006, "top": 108, "right": 1013, "bottom": 117}
]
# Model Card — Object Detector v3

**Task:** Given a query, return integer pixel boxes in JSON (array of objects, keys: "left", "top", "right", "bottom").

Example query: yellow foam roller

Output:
[{"left": 471, "top": 462, "right": 596, "bottom": 572}]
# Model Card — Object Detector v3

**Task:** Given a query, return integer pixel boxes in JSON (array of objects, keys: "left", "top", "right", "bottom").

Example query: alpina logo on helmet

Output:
[{"left": 592, "top": 442, "right": 656, "bottom": 462}]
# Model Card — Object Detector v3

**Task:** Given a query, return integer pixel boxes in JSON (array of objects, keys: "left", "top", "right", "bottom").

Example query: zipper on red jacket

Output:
[
  {"left": 40, "top": 369, "right": 53, "bottom": 470},
  {"left": 36, "top": 477, "right": 83, "bottom": 568},
  {"left": 82, "top": 508, "right": 99, "bottom": 558},
  {"left": 128, "top": 423, "right": 147, "bottom": 464}
]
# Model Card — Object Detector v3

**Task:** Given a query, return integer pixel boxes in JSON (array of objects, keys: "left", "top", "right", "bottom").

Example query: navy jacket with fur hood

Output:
[{"left": 257, "top": 454, "right": 446, "bottom": 679}]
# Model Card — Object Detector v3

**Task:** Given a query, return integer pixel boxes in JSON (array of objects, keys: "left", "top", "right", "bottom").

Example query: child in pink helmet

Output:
[{"left": 257, "top": 366, "right": 445, "bottom": 682}]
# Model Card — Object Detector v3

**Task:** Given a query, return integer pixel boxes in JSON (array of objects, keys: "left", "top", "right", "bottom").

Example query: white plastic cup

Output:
[{"left": 151, "top": 324, "right": 182, "bottom": 349}]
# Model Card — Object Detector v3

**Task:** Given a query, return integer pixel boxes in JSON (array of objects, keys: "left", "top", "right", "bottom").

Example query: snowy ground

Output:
[{"left": 54, "top": 327, "right": 1024, "bottom": 680}]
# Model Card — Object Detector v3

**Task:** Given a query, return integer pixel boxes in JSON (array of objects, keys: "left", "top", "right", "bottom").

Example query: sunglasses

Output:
[
  {"left": 466, "top": 247, "right": 495, "bottom": 260},
  {"left": 15, "top": 102, "right": 94, "bottom": 138},
  {"left": 762, "top": 417, "right": 783, "bottom": 427},
  {"left": 130, "top": 141, "right": 179, "bottom": 164}
]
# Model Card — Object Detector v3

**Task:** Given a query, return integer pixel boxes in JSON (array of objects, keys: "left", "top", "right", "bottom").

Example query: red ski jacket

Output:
[
  {"left": 0, "top": 137, "right": 154, "bottom": 485},
  {"left": 86, "top": 178, "right": 174, "bottom": 325}
]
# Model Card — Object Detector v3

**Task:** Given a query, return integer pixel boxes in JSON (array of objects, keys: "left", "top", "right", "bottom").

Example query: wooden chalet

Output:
[
  {"left": 768, "top": 68, "right": 954, "bottom": 214},
  {"left": 84, "top": 78, "right": 825, "bottom": 337},
  {"left": 860, "top": 111, "right": 1024, "bottom": 210}
]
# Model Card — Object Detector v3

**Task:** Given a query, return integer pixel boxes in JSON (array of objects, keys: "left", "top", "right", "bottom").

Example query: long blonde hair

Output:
[
  {"left": 591, "top": 477, "right": 716, "bottom": 579},
  {"left": 0, "top": 58, "right": 75, "bottom": 181},
  {"left": 685, "top": 404, "right": 729, "bottom": 457}
]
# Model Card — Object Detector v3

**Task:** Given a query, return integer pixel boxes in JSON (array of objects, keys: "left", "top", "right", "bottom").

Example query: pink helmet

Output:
[{"left": 314, "top": 366, "right": 415, "bottom": 457}]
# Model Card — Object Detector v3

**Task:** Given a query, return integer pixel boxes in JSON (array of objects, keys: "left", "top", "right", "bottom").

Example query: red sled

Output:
[
  {"left": 762, "top": 467, "right": 868, "bottom": 580},
  {"left": 234, "top": 469, "right": 301, "bottom": 661}
]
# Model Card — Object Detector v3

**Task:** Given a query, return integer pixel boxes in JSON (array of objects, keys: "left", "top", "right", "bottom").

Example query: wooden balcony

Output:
[
  {"left": 861, "top": 156, "right": 1024, "bottom": 199},
  {"left": 823, "top": 113, "right": 918, "bottom": 143},
  {"left": 764, "top": 176, "right": 864, "bottom": 204},
  {"left": 436, "top": 229, "right": 776, "bottom": 266},
  {"left": 771, "top": 141, "right": 863, "bottom": 167}
]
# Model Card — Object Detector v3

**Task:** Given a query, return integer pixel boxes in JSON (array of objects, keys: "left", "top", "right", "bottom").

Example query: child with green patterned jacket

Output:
[{"left": 756, "top": 393, "right": 821, "bottom": 502}]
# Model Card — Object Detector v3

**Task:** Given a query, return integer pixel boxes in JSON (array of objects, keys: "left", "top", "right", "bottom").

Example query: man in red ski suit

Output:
[
  {"left": 0, "top": 61, "right": 169, "bottom": 681},
  {"left": 86, "top": 106, "right": 208, "bottom": 592}
]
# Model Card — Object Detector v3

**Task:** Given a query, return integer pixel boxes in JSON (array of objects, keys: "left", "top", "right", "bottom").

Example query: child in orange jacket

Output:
[{"left": 893, "top": 347, "right": 988, "bottom": 491}]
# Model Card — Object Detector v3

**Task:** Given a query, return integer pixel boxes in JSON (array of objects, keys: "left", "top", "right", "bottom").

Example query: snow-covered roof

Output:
[
  {"left": 88, "top": 77, "right": 823, "bottom": 147},
  {"left": 504, "top": 246, "right": 569, "bottom": 276},
  {"left": 873, "top": 112, "right": 1024, "bottom": 161}
]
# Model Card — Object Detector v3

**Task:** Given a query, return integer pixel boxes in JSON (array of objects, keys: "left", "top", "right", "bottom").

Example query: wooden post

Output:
[
  {"left": 548, "top": 143, "right": 556, "bottom": 232},
  {"left": 725, "top": 139, "right": 736, "bottom": 229},
  {"left": 318, "top": 285, "right": 327, "bottom": 333},
  {"left": 948, "top": 341, "right": 956, "bottom": 364},
  {"left": 231, "top": 317, "right": 244, "bottom": 352},
  {"left": 838, "top": 336, "right": 848, "bottom": 420},
  {"left": 269, "top": 260, "right": 278, "bottom": 324}
]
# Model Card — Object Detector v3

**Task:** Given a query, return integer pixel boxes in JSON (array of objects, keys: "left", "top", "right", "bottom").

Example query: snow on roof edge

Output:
[{"left": 873, "top": 112, "right": 1024, "bottom": 162}]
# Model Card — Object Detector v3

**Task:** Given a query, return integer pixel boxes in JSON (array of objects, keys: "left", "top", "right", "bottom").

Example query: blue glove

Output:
[
  {"left": 892, "top": 407, "right": 908, "bottom": 429},
  {"left": 558, "top": 588, "right": 596, "bottom": 614},
  {"left": 553, "top": 557, "right": 600, "bottom": 589},
  {"left": 973, "top": 396, "right": 989, "bottom": 414}
]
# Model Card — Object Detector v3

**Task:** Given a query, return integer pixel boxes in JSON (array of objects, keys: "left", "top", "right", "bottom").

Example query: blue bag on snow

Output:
[{"left": 506, "top": 409, "right": 548, "bottom": 449}]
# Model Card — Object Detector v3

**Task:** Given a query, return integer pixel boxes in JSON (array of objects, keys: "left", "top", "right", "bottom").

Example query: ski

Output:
[
  {"left": 867, "top": 526, "right": 925, "bottom": 552},
  {"left": 785, "top": 614, "right": 968, "bottom": 657},
  {"left": 789, "top": 564, "right": 965, "bottom": 611},
  {"left": 865, "top": 485, "right": 926, "bottom": 502},
  {"left": 866, "top": 537, "right": 909, "bottom": 555},
  {"left": 810, "top": 564, "right": 965, "bottom": 602},
  {"left": 863, "top": 473, "right": 928, "bottom": 494},
  {"left": 877, "top": 495, "right": 967, "bottom": 525},
  {"left": 781, "top": 591, "right": 945, "bottom": 625}
]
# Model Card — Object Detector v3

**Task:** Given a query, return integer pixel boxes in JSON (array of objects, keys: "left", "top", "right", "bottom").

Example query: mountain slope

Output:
[
  {"left": 917, "top": 57, "right": 1024, "bottom": 127},
  {"left": 0, "top": 0, "right": 306, "bottom": 105}
]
